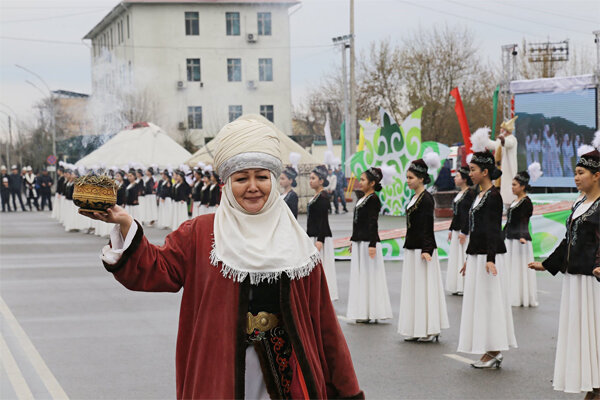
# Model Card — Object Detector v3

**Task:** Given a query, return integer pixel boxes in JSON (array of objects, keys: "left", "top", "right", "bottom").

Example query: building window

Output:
[
  {"left": 188, "top": 106, "right": 203, "bottom": 129},
  {"left": 259, "top": 58, "right": 273, "bottom": 81},
  {"left": 227, "top": 58, "right": 242, "bottom": 82},
  {"left": 229, "top": 105, "right": 243, "bottom": 122},
  {"left": 257, "top": 12, "right": 271, "bottom": 36},
  {"left": 126, "top": 15, "right": 130, "bottom": 38},
  {"left": 186, "top": 58, "right": 201, "bottom": 82},
  {"left": 260, "top": 105, "right": 274, "bottom": 122},
  {"left": 185, "top": 12, "right": 199, "bottom": 35},
  {"left": 226, "top": 12, "right": 240, "bottom": 36}
]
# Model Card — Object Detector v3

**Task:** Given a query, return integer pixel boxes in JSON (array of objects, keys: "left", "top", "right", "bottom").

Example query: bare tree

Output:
[{"left": 296, "top": 25, "right": 498, "bottom": 145}]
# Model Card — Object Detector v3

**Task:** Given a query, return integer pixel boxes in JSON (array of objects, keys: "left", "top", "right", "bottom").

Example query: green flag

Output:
[{"left": 491, "top": 85, "right": 499, "bottom": 140}]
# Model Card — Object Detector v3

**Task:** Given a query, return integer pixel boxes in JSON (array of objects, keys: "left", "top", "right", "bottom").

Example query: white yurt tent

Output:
[
  {"left": 76, "top": 122, "right": 191, "bottom": 168},
  {"left": 185, "top": 114, "right": 319, "bottom": 167},
  {"left": 186, "top": 114, "right": 320, "bottom": 212}
]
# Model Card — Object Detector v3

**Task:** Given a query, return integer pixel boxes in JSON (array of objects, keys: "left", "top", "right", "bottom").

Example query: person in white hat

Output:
[
  {"left": 8, "top": 165, "right": 26, "bottom": 211},
  {"left": 83, "top": 115, "right": 364, "bottom": 399},
  {"left": 23, "top": 166, "right": 40, "bottom": 211}
]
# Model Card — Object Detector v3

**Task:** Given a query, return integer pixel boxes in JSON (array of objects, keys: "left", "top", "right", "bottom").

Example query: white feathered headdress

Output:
[
  {"left": 593, "top": 130, "right": 600, "bottom": 151},
  {"left": 289, "top": 152, "right": 301, "bottom": 173},
  {"left": 470, "top": 127, "right": 491, "bottom": 153},
  {"left": 380, "top": 164, "right": 397, "bottom": 186},
  {"left": 577, "top": 144, "right": 594, "bottom": 157},
  {"left": 423, "top": 149, "right": 441, "bottom": 171}
]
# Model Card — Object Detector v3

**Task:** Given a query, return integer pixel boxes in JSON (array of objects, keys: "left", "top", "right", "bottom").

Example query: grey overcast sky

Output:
[{"left": 0, "top": 0, "right": 598, "bottom": 139}]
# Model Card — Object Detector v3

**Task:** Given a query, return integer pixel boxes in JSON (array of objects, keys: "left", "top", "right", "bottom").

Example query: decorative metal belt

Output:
[{"left": 246, "top": 311, "right": 279, "bottom": 341}]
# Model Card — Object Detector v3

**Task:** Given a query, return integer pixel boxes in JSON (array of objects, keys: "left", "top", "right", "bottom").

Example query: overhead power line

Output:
[
  {"left": 490, "top": 0, "right": 599, "bottom": 25},
  {"left": 445, "top": 0, "right": 591, "bottom": 36},
  {"left": 392, "top": 0, "right": 545, "bottom": 39}
]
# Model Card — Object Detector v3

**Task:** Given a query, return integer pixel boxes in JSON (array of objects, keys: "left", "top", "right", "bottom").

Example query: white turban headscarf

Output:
[{"left": 210, "top": 115, "right": 320, "bottom": 284}]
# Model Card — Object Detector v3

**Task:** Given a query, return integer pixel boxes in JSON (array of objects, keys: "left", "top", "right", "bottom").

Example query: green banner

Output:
[{"left": 491, "top": 85, "right": 500, "bottom": 140}]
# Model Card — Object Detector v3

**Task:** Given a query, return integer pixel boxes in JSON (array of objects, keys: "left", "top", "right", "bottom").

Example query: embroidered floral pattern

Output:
[{"left": 469, "top": 189, "right": 492, "bottom": 234}]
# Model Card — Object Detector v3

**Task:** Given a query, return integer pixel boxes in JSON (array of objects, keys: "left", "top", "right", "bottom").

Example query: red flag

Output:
[{"left": 450, "top": 87, "right": 471, "bottom": 154}]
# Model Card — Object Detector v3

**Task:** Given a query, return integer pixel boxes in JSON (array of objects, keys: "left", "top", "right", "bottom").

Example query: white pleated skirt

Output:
[
  {"left": 553, "top": 273, "right": 600, "bottom": 393},
  {"left": 93, "top": 218, "right": 114, "bottom": 237},
  {"left": 157, "top": 198, "right": 173, "bottom": 229},
  {"left": 457, "top": 253, "right": 518, "bottom": 354},
  {"left": 62, "top": 200, "right": 77, "bottom": 231},
  {"left": 143, "top": 194, "right": 158, "bottom": 223},
  {"left": 191, "top": 201, "right": 202, "bottom": 219},
  {"left": 446, "top": 231, "right": 468, "bottom": 294},
  {"left": 171, "top": 201, "right": 189, "bottom": 231},
  {"left": 398, "top": 249, "right": 450, "bottom": 337},
  {"left": 199, "top": 204, "right": 210, "bottom": 215},
  {"left": 505, "top": 239, "right": 538, "bottom": 307},
  {"left": 125, "top": 205, "right": 142, "bottom": 223},
  {"left": 59, "top": 196, "right": 70, "bottom": 226},
  {"left": 51, "top": 194, "right": 60, "bottom": 219},
  {"left": 137, "top": 195, "right": 147, "bottom": 223},
  {"left": 311, "top": 237, "right": 338, "bottom": 301},
  {"left": 347, "top": 242, "right": 393, "bottom": 320}
]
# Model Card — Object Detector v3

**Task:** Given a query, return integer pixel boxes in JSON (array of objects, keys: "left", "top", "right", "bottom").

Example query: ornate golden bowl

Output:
[{"left": 73, "top": 177, "right": 117, "bottom": 214}]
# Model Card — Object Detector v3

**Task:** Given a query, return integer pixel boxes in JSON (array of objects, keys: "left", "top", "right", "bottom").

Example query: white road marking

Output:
[
  {"left": 538, "top": 290, "right": 551, "bottom": 295},
  {"left": 0, "top": 332, "right": 34, "bottom": 400},
  {"left": 0, "top": 296, "right": 69, "bottom": 400},
  {"left": 444, "top": 353, "right": 474, "bottom": 364}
]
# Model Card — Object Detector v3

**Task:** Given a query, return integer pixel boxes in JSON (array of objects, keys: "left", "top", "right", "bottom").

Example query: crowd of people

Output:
[
  {"left": 524, "top": 125, "right": 586, "bottom": 178},
  {"left": 25, "top": 114, "right": 600, "bottom": 398},
  {"left": 49, "top": 162, "right": 223, "bottom": 236},
  {"left": 1, "top": 164, "right": 54, "bottom": 212}
]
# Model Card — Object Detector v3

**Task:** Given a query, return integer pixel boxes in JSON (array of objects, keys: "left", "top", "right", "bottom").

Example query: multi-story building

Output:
[{"left": 84, "top": 0, "right": 298, "bottom": 144}]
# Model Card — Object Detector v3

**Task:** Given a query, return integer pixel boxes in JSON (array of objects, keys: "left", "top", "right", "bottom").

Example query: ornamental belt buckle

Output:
[{"left": 247, "top": 311, "right": 279, "bottom": 342}]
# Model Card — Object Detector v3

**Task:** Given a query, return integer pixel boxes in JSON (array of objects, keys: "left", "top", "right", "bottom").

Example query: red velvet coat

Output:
[{"left": 103, "top": 214, "right": 364, "bottom": 399}]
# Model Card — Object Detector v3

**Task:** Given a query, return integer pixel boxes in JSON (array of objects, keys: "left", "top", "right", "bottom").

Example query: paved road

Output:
[{"left": 0, "top": 210, "right": 573, "bottom": 399}]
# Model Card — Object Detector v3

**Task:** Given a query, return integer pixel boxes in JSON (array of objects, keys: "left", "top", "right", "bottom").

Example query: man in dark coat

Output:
[
  {"left": 8, "top": 165, "right": 26, "bottom": 211},
  {"left": 38, "top": 169, "right": 54, "bottom": 211}
]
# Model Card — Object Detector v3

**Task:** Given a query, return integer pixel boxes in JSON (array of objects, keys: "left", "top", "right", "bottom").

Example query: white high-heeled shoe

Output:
[{"left": 471, "top": 352, "right": 503, "bottom": 369}]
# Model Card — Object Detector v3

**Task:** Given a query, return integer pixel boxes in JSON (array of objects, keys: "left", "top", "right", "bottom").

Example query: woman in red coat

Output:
[{"left": 83, "top": 114, "right": 363, "bottom": 400}]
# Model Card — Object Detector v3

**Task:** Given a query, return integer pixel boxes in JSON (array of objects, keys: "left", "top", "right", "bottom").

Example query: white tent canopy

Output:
[
  {"left": 76, "top": 122, "right": 191, "bottom": 169},
  {"left": 186, "top": 114, "right": 319, "bottom": 166}
]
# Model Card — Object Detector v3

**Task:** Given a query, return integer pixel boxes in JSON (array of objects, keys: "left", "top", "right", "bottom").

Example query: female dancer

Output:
[
  {"left": 208, "top": 172, "right": 221, "bottom": 213},
  {"left": 347, "top": 167, "right": 393, "bottom": 323},
  {"left": 457, "top": 128, "right": 517, "bottom": 368},
  {"left": 171, "top": 170, "right": 190, "bottom": 230},
  {"left": 398, "top": 155, "right": 449, "bottom": 342},
  {"left": 529, "top": 143, "right": 600, "bottom": 399},
  {"left": 135, "top": 169, "right": 146, "bottom": 222},
  {"left": 156, "top": 169, "right": 173, "bottom": 229},
  {"left": 307, "top": 165, "right": 338, "bottom": 300},
  {"left": 144, "top": 167, "right": 158, "bottom": 225},
  {"left": 191, "top": 168, "right": 203, "bottom": 218},
  {"left": 199, "top": 171, "right": 211, "bottom": 215},
  {"left": 446, "top": 165, "right": 475, "bottom": 295},
  {"left": 279, "top": 166, "right": 299, "bottom": 218},
  {"left": 125, "top": 169, "right": 141, "bottom": 222},
  {"left": 504, "top": 169, "right": 538, "bottom": 307}
]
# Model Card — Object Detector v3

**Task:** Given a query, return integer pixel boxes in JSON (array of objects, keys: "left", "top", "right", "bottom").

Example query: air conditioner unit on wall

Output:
[
  {"left": 247, "top": 80, "right": 257, "bottom": 90},
  {"left": 247, "top": 33, "right": 257, "bottom": 43},
  {"left": 177, "top": 80, "right": 186, "bottom": 89},
  {"left": 178, "top": 122, "right": 186, "bottom": 130}
]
